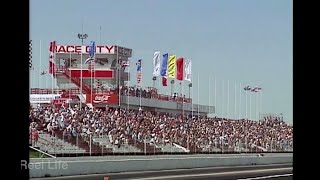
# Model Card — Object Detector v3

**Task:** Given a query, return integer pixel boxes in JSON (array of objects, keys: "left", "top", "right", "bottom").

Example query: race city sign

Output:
[
  {"left": 55, "top": 45, "right": 115, "bottom": 54},
  {"left": 53, "top": 45, "right": 132, "bottom": 57}
]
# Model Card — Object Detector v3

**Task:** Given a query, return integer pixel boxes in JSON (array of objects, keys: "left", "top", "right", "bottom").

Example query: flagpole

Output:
[
  {"left": 80, "top": 47, "right": 83, "bottom": 109},
  {"left": 197, "top": 72, "right": 199, "bottom": 119},
  {"left": 234, "top": 81, "right": 236, "bottom": 120},
  {"left": 53, "top": 43, "right": 56, "bottom": 94},
  {"left": 139, "top": 60, "right": 142, "bottom": 108},
  {"left": 222, "top": 80, "right": 224, "bottom": 118},
  {"left": 39, "top": 40, "right": 42, "bottom": 89},
  {"left": 69, "top": 51, "right": 72, "bottom": 107},
  {"left": 227, "top": 80, "right": 229, "bottom": 120},
  {"left": 256, "top": 90, "right": 258, "bottom": 120},
  {"left": 249, "top": 91, "right": 252, "bottom": 120},
  {"left": 182, "top": 80, "right": 184, "bottom": 118},
  {"left": 239, "top": 82, "right": 242, "bottom": 119},
  {"left": 209, "top": 75, "right": 211, "bottom": 116},
  {"left": 127, "top": 59, "right": 130, "bottom": 110},
  {"left": 214, "top": 76, "right": 217, "bottom": 116},
  {"left": 245, "top": 86, "right": 248, "bottom": 119},
  {"left": 51, "top": 43, "right": 54, "bottom": 97},
  {"left": 117, "top": 42, "right": 121, "bottom": 107},
  {"left": 260, "top": 89, "right": 263, "bottom": 120},
  {"left": 191, "top": 70, "right": 193, "bottom": 118},
  {"left": 79, "top": 19, "right": 84, "bottom": 109},
  {"left": 90, "top": 49, "right": 93, "bottom": 105}
]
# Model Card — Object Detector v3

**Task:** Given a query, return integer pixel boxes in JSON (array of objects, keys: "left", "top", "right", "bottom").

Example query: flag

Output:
[
  {"left": 29, "top": 40, "right": 33, "bottom": 69},
  {"left": 160, "top": 53, "right": 168, "bottom": 76},
  {"left": 89, "top": 41, "right": 95, "bottom": 58},
  {"left": 136, "top": 59, "right": 142, "bottom": 87},
  {"left": 176, "top": 57, "right": 184, "bottom": 81},
  {"left": 49, "top": 41, "right": 56, "bottom": 74},
  {"left": 168, "top": 55, "right": 176, "bottom": 78},
  {"left": 160, "top": 54, "right": 168, "bottom": 87},
  {"left": 184, "top": 59, "right": 192, "bottom": 82},
  {"left": 162, "top": 76, "right": 167, "bottom": 86},
  {"left": 244, "top": 86, "right": 251, "bottom": 91},
  {"left": 153, "top": 51, "right": 161, "bottom": 77}
]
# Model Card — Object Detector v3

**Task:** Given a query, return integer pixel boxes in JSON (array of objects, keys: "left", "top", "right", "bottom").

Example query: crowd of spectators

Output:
[
  {"left": 94, "top": 85, "right": 191, "bottom": 103},
  {"left": 29, "top": 104, "right": 293, "bottom": 152}
]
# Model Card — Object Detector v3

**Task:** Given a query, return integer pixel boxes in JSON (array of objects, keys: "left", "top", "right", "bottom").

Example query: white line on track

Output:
[
  {"left": 128, "top": 167, "right": 292, "bottom": 180},
  {"left": 237, "top": 173, "right": 293, "bottom": 180}
]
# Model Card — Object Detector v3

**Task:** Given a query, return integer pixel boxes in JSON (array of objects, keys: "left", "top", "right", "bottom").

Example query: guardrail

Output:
[{"left": 29, "top": 153, "right": 293, "bottom": 178}]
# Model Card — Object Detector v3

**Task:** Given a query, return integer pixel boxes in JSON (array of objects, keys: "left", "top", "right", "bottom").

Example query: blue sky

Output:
[{"left": 30, "top": 0, "right": 292, "bottom": 123}]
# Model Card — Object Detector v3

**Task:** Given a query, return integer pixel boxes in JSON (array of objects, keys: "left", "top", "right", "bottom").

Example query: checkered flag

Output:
[{"left": 29, "top": 40, "right": 33, "bottom": 69}]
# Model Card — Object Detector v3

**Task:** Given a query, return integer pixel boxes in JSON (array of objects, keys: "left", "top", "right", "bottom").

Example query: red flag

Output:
[
  {"left": 176, "top": 58, "right": 184, "bottom": 81},
  {"left": 49, "top": 41, "right": 56, "bottom": 52},
  {"left": 162, "top": 76, "right": 167, "bottom": 86}
]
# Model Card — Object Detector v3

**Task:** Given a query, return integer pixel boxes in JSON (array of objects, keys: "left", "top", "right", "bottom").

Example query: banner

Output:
[
  {"left": 168, "top": 55, "right": 176, "bottom": 78},
  {"left": 30, "top": 94, "right": 61, "bottom": 104},
  {"left": 86, "top": 93, "right": 118, "bottom": 104},
  {"left": 184, "top": 59, "right": 192, "bottom": 82},
  {"left": 89, "top": 41, "right": 95, "bottom": 58},
  {"left": 153, "top": 51, "right": 161, "bottom": 77},
  {"left": 176, "top": 58, "right": 184, "bottom": 81},
  {"left": 160, "top": 53, "right": 168, "bottom": 76}
]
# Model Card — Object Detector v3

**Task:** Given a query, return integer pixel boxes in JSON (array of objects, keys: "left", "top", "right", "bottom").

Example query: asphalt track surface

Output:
[{"left": 32, "top": 163, "right": 292, "bottom": 180}]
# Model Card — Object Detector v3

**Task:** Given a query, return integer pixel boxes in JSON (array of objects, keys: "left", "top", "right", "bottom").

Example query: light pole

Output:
[
  {"left": 77, "top": 33, "right": 88, "bottom": 45},
  {"left": 188, "top": 83, "right": 192, "bottom": 101},
  {"left": 152, "top": 76, "right": 156, "bottom": 88},
  {"left": 77, "top": 33, "right": 88, "bottom": 109}
]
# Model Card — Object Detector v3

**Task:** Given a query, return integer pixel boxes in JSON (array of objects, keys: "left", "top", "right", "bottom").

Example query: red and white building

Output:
[{"left": 30, "top": 41, "right": 214, "bottom": 116}]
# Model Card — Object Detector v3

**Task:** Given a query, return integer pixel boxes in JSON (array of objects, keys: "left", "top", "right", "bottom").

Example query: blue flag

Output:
[
  {"left": 89, "top": 41, "right": 95, "bottom": 58},
  {"left": 160, "top": 53, "right": 168, "bottom": 76}
]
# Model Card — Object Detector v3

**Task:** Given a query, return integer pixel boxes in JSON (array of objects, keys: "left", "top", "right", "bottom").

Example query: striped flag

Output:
[
  {"left": 136, "top": 59, "right": 142, "bottom": 87},
  {"left": 29, "top": 40, "right": 33, "bottom": 69},
  {"left": 168, "top": 55, "right": 176, "bottom": 78}
]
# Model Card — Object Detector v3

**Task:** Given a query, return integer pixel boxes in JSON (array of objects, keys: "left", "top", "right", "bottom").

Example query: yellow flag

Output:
[{"left": 168, "top": 55, "right": 176, "bottom": 78}]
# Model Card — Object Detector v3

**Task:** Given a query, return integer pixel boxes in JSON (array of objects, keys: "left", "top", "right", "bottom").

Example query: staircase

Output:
[
  {"left": 62, "top": 69, "right": 92, "bottom": 94},
  {"left": 54, "top": 130, "right": 111, "bottom": 155}
]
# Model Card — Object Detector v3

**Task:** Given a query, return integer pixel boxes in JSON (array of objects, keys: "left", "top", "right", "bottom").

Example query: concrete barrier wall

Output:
[{"left": 29, "top": 154, "right": 292, "bottom": 178}]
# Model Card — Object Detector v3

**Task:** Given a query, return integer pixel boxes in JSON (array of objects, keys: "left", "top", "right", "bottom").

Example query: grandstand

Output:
[{"left": 29, "top": 42, "right": 292, "bottom": 157}]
